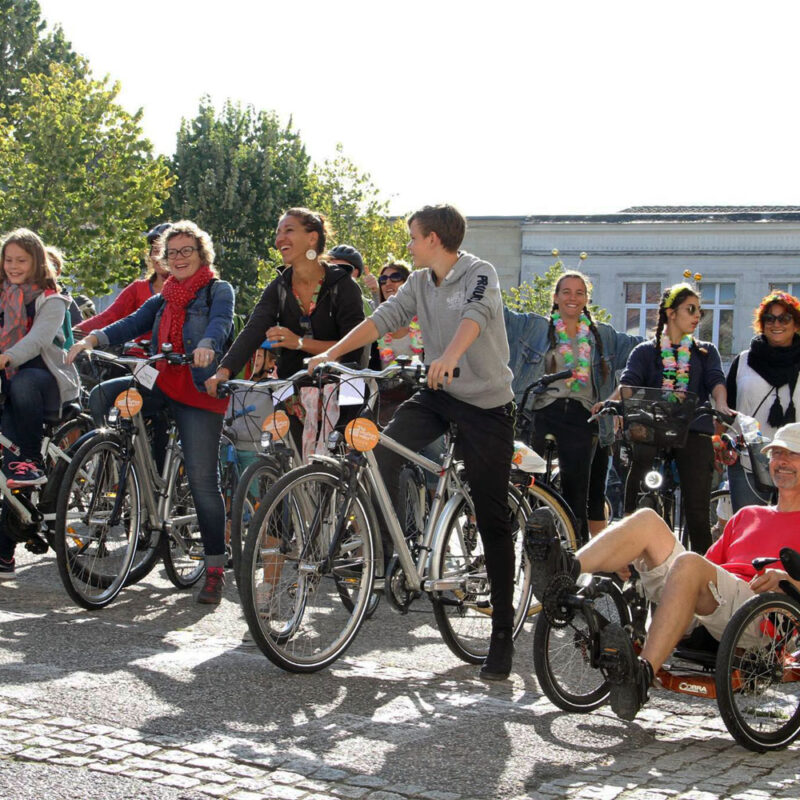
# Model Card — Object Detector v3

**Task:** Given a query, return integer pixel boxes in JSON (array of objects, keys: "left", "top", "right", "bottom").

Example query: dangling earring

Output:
[{"left": 305, "top": 249, "right": 317, "bottom": 261}]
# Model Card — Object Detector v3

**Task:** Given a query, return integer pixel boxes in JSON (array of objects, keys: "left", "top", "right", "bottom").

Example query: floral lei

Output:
[
  {"left": 661, "top": 334, "right": 692, "bottom": 395},
  {"left": 553, "top": 311, "right": 591, "bottom": 392},
  {"left": 379, "top": 316, "right": 423, "bottom": 366}
]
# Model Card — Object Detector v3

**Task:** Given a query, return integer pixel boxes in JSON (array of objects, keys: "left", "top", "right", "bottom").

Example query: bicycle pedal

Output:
[{"left": 24, "top": 534, "right": 49, "bottom": 555}]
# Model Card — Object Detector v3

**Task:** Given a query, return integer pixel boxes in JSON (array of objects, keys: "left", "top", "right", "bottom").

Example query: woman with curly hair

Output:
[
  {"left": 505, "top": 271, "right": 641, "bottom": 544},
  {"left": 617, "top": 282, "right": 732, "bottom": 553},
  {"left": 726, "top": 290, "right": 800, "bottom": 511}
]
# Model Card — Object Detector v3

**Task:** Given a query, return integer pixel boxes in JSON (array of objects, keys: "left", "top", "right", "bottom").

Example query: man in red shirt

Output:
[{"left": 527, "top": 421, "right": 800, "bottom": 721}]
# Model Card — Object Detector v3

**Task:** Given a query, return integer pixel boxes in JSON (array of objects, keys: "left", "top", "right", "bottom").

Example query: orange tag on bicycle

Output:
[
  {"left": 344, "top": 418, "right": 380, "bottom": 452},
  {"left": 262, "top": 410, "right": 290, "bottom": 440},
  {"left": 114, "top": 389, "right": 143, "bottom": 418}
]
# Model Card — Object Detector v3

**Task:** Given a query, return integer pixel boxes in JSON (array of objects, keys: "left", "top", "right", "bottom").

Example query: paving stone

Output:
[
  {"left": 8, "top": 708, "right": 48, "bottom": 720},
  {"left": 187, "top": 755, "right": 235, "bottom": 770},
  {"left": 280, "top": 758, "right": 321, "bottom": 776},
  {"left": 270, "top": 770, "right": 306, "bottom": 785},
  {"left": 54, "top": 741, "right": 97, "bottom": 755},
  {"left": 258, "top": 786, "right": 306, "bottom": 800},
  {"left": 46, "top": 716, "right": 84, "bottom": 728},
  {"left": 202, "top": 785, "right": 244, "bottom": 798},
  {"left": 17, "top": 746, "right": 61, "bottom": 761},
  {"left": 124, "top": 769, "right": 166, "bottom": 781},
  {"left": 79, "top": 724, "right": 118, "bottom": 735},
  {"left": 0, "top": 730, "right": 31, "bottom": 742},
  {"left": 230, "top": 763, "right": 271, "bottom": 778},
  {"left": 96, "top": 748, "right": 132, "bottom": 762},
  {"left": 24, "top": 735, "right": 63, "bottom": 748},
  {"left": 195, "top": 770, "right": 234, "bottom": 784},
  {"left": 152, "top": 748, "right": 198, "bottom": 764},
  {"left": 83, "top": 734, "right": 131, "bottom": 749},
  {"left": 364, "top": 793, "right": 409, "bottom": 800},
  {"left": 49, "top": 729, "right": 89, "bottom": 741},
  {"left": 418, "top": 792, "right": 461, "bottom": 800},
  {"left": 314, "top": 767, "right": 351, "bottom": 782},
  {"left": 384, "top": 784, "right": 427, "bottom": 797},
  {"left": 88, "top": 761, "right": 129, "bottom": 774},
  {"left": 331, "top": 787, "right": 371, "bottom": 799},
  {"left": 0, "top": 743, "right": 24, "bottom": 755},
  {"left": 156, "top": 762, "right": 199, "bottom": 776},
  {"left": 121, "top": 740, "right": 161, "bottom": 756},
  {"left": 0, "top": 718, "right": 24, "bottom": 728},
  {"left": 346, "top": 776, "right": 389, "bottom": 789},
  {"left": 155, "top": 773, "right": 202, "bottom": 789},
  {"left": 51, "top": 755, "right": 94, "bottom": 767}
]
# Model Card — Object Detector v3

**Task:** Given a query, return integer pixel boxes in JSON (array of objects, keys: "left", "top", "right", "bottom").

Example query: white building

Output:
[{"left": 465, "top": 206, "right": 800, "bottom": 362}]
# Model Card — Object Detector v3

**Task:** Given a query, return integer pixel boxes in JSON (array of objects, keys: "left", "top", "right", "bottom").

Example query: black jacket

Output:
[{"left": 220, "top": 263, "right": 365, "bottom": 378}]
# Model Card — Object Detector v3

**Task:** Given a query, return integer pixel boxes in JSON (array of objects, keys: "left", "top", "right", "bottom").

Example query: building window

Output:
[
  {"left": 624, "top": 282, "right": 661, "bottom": 337},
  {"left": 769, "top": 282, "right": 800, "bottom": 297},
  {"left": 698, "top": 282, "right": 735, "bottom": 356}
]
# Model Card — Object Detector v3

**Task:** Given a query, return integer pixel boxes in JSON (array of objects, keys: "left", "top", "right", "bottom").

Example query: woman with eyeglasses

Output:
[
  {"left": 375, "top": 261, "right": 423, "bottom": 367},
  {"left": 614, "top": 282, "right": 732, "bottom": 553},
  {"left": 68, "top": 221, "right": 235, "bottom": 604},
  {"left": 726, "top": 291, "right": 800, "bottom": 511}
]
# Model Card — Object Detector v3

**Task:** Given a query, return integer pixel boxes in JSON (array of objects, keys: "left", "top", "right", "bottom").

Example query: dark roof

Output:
[
  {"left": 621, "top": 206, "right": 800, "bottom": 213},
  {"left": 525, "top": 207, "right": 800, "bottom": 224}
]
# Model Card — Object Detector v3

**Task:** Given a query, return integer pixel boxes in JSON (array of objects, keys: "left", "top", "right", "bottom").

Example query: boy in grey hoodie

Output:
[{"left": 308, "top": 204, "right": 516, "bottom": 681}]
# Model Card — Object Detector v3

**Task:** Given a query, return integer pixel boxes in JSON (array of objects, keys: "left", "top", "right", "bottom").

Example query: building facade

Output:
[{"left": 466, "top": 207, "right": 800, "bottom": 364}]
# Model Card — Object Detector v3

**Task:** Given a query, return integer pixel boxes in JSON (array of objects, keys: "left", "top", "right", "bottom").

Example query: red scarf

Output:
[
  {"left": 0, "top": 281, "right": 44, "bottom": 376},
  {"left": 157, "top": 265, "right": 214, "bottom": 355}
]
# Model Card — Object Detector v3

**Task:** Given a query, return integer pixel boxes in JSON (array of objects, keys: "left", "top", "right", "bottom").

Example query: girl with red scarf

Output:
[
  {"left": 68, "top": 221, "right": 234, "bottom": 605},
  {"left": 0, "top": 229, "right": 80, "bottom": 577}
]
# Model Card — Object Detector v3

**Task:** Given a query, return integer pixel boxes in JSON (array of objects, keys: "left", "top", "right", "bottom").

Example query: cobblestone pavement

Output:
[{"left": 1, "top": 551, "right": 799, "bottom": 800}]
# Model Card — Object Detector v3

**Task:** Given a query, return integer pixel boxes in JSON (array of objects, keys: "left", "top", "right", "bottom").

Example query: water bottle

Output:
[{"left": 739, "top": 414, "right": 762, "bottom": 445}]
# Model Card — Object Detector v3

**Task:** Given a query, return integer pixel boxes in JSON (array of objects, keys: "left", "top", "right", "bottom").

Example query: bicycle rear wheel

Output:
[
  {"left": 431, "top": 483, "right": 532, "bottom": 664},
  {"left": 161, "top": 455, "right": 205, "bottom": 588},
  {"left": 53, "top": 433, "right": 141, "bottom": 609},
  {"left": 229, "top": 455, "right": 281, "bottom": 587},
  {"left": 240, "top": 463, "right": 376, "bottom": 673},
  {"left": 533, "top": 576, "right": 628, "bottom": 712},
  {"left": 716, "top": 592, "right": 800, "bottom": 752}
]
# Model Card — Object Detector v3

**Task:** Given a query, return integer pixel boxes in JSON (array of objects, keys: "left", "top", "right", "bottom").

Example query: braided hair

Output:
[
  {"left": 549, "top": 271, "right": 609, "bottom": 382},
  {"left": 654, "top": 284, "right": 699, "bottom": 353}
]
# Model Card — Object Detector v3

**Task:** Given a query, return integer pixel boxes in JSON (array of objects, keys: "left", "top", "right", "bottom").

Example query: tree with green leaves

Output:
[
  {"left": 309, "top": 145, "right": 409, "bottom": 278},
  {"left": 0, "top": 63, "right": 173, "bottom": 296},
  {"left": 502, "top": 252, "right": 610, "bottom": 321},
  {"left": 164, "top": 98, "right": 311, "bottom": 312},
  {"left": 0, "top": 0, "right": 83, "bottom": 108}
]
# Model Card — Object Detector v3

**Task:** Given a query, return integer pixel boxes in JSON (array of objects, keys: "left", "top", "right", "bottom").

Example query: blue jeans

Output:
[
  {"left": 1, "top": 367, "right": 60, "bottom": 462},
  {"left": 728, "top": 458, "right": 771, "bottom": 513},
  {"left": 89, "top": 378, "right": 226, "bottom": 567}
]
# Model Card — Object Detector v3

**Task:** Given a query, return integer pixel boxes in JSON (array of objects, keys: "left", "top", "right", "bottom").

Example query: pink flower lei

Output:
[
  {"left": 661, "top": 334, "right": 692, "bottom": 396},
  {"left": 552, "top": 310, "right": 591, "bottom": 392},
  {"left": 379, "top": 316, "right": 423, "bottom": 366}
]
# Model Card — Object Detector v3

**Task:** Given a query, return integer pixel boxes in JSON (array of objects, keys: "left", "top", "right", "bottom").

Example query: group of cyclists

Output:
[{"left": 2, "top": 204, "right": 800, "bottom": 715}]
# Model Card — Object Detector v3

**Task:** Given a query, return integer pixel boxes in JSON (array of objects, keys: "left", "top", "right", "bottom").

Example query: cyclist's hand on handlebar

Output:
[
  {"left": 307, "top": 352, "right": 332, "bottom": 374},
  {"left": 67, "top": 336, "right": 96, "bottom": 365},
  {"left": 750, "top": 567, "right": 791, "bottom": 595},
  {"left": 427, "top": 354, "right": 458, "bottom": 389},
  {"left": 591, "top": 400, "right": 605, "bottom": 415},
  {"left": 193, "top": 346, "right": 216, "bottom": 369},
  {"left": 205, "top": 368, "right": 231, "bottom": 397}
]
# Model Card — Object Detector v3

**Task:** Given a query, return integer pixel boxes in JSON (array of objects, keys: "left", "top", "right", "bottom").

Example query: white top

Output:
[{"left": 735, "top": 351, "right": 800, "bottom": 441}]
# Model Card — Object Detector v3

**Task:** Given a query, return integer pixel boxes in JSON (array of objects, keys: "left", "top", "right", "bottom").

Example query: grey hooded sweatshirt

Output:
[{"left": 370, "top": 252, "right": 513, "bottom": 409}]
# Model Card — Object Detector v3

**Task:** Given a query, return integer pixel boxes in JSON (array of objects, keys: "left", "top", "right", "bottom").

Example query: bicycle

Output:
[
  {"left": 533, "top": 545, "right": 800, "bottom": 752},
  {"left": 238, "top": 360, "right": 559, "bottom": 672},
  {"left": 52, "top": 346, "right": 206, "bottom": 609}
]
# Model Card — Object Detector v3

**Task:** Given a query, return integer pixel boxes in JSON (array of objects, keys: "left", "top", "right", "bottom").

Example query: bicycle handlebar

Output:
[
  {"left": 311, "top": 360, "right": 460, "bottom": 382},
  {"left": 216, "top": 368, "right": 311, "bottom": 400}
]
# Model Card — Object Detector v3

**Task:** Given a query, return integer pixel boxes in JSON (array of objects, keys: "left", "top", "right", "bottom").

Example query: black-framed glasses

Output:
[
  {"left": 682, "top": 304, "right": 705, "bottom": 318},
  {"left": 763, "top": 312, "right": 793, "bottom": 325},
  {"left": 378, "top": 272, "right": 406, "bottom": 285},
  {"left": 166, "top": 246, "right": 198, "bottom": 260}
]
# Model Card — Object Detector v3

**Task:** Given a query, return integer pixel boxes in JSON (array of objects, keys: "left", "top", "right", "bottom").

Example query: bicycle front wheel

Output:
[
  {"left": 161, "top": 455, "right": 205, "bottom": 588},
  {"left": 240, "top": 463, "right": 376, "bottom": 673},
  {"left": 431, "top": 483, "right": 532, "bottom": 664},
  {"left": 716, "top": 592, "right": 800, "bottom": 752},
  {"left": 53, "top": 433, "right": 141, "bottom": 609}
]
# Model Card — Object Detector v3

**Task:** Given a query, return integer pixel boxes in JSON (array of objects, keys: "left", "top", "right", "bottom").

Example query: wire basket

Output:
[
  {"left": 746, "top": 439, "right": 775, "bottom": 494},
  {"left": 620, "top": 387, "right": 699, "bottom": 449}
]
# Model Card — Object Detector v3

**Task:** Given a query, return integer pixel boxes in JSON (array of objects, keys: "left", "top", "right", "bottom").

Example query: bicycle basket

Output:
[
  {"left": 747, "top": 438, "right": 775, "bottom": 494},
  {"left": 620, "top": 387, "right": 698, "bottom": 449}
]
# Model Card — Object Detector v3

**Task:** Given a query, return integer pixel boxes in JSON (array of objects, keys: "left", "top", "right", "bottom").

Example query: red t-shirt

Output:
[{"left": 705, "top": 506, "right": 800, "bottom": 581}]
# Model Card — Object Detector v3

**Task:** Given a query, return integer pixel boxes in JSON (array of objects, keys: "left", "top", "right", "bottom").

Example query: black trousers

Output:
[
  {"left": 624, "top": 431, "right": 715, "bottom": 554},
  {"left": 375, "top": 389, "right": 516, "bottom": 630},
  {"left": 532, "top": 398, "right": 597, "bottom": 545}
]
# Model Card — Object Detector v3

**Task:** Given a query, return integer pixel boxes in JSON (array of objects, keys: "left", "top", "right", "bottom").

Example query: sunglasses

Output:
[
  {"left": 378, "top": 272, "right": 406, "bottom": 285},
  {"left": 763, "top": 312, "right": 794, "bottom": 325},
  {"left": 680, "top": 303, "right": 705, "bottom": 318}
]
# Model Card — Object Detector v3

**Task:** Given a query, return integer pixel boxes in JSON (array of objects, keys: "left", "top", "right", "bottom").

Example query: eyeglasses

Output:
[
  {"left": 681, "top": 304, "right": 705, "bottom": 318},
  {"left": 763, "top": 312, "right": 793, "bottom": 325},
  {"left": 166, "top": 246, "right": 198, "bottom": 260},
  {"left": 378, "top": 272, "right": 406, "bottom": 285}
]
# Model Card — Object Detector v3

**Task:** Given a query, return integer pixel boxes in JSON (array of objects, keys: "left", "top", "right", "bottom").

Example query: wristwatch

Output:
[{"left": 296, "top": 337, "right": 305, "bottom": 351}]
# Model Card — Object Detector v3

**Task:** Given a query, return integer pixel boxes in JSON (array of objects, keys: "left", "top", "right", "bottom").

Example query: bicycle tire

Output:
[
  {"left": 715, "top": 592, "right": 800, "bottom": 752},
  {"left": 240, "top": 463, "right": 376, "bottom": 673},
  {"left": 229, "top": 455, "right": 281, "bottom": 587},
  {"left": 533, "top": 577, "right": 629, "bottom": 712},
  {"left": 53, "top": 432, "right": 141, "bottom": 609},
  {"left": 160, "top": 454, "right": 205, "bottom": 588},
  {"left": 430, "top": 482, "right": 533, "bottom": 664},
  {"left": 524, "top": 481, "right": 579, "bottom": 618}
]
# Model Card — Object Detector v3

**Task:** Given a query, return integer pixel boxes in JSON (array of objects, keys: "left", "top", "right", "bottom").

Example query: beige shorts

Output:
[{"left": 633, "top": 538, "right": 757, "bottom": 643}]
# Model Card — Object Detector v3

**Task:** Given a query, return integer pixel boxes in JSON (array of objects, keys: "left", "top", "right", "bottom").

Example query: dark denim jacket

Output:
[
  {"left": 503, "top": 307, "right": 643, "bottom": 444},
  {"left": 93, "top": 279, "right": 235, "bottom": 393}
]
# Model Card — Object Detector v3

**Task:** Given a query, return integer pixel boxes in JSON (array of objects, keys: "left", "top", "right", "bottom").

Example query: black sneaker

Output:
[
  {"left": 0, "top": 556, "right": 15, "bottom": 579},
  {"left": 524, "top": 507, "right": 580, "bottom": 600},
  {"left": 6, "top": 461, "right": 46, "bottom": 488},
  {"left": 600, "top": 622, "right": 653, "bottom": 721},
  {"left": 480, "top": 627, "right": 514, "bottom": 681}
]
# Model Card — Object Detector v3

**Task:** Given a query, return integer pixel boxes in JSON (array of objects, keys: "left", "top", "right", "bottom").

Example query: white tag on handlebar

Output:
[
  {"left": 339, "top": 378, "right": 366, "bottom": 406},
  {"left": 273, "top": 383, "right": 294, "bottom": 403},
  {"left": 133, "top": 362, "right": 159, "bottom": 389}
]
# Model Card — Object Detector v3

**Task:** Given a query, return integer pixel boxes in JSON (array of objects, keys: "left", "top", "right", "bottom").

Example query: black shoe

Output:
[
  {"left": 0, "top": 556, "right": 15, "bottom": 579},
  {"left": 524, "top": 507, "right": 580, "bottom": 600},
  {"left": 480, "top": 628, "right": 514, "bottom": 681},
  {"left": 599, "top": 622, "right": 653, "bottom": 721}
]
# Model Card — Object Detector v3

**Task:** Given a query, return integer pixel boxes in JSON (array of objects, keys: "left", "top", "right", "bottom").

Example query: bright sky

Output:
[{"left": 36, "top": 0, "right": 800, "bottom": 217}]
